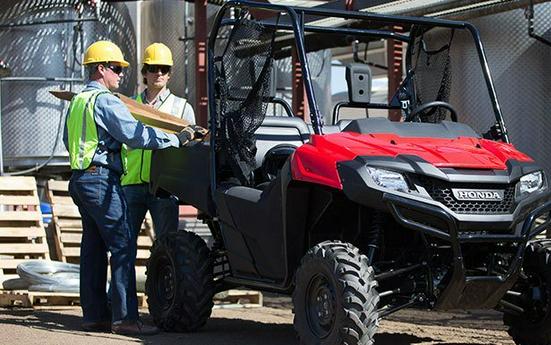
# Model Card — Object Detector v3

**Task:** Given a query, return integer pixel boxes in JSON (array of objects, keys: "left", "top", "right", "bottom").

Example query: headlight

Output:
[
  {"left": 516, "top": 171, "right": 546, "bottom": 198},
  {"left": 366, "top": 167, "right": 410, "bottom": 192}
]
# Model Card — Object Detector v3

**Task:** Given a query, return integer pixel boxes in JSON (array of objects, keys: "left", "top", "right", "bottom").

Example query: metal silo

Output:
[
  {"left": 140, "top": 0, "right": 193, "bottom": 102},
  {"left": 0, "top": 0, "right": 137, "bottom": 174}
]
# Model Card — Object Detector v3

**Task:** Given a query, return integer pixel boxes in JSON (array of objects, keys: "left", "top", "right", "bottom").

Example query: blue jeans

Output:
[
  {"left": 69, "top": 167, "right": 139, "bottom": 323},
  {"left": 122, "top": 184, "right": 178, "bottom": 242}
]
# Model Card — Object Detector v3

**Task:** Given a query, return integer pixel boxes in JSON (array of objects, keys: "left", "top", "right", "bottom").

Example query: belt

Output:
[
  {"left": 84, "top": 165, "right": 112, "bottom": 174},
  {"left": 83, "top": 165, "right": 121, "bottom": 177},
  {"left": 73, "top": 165, "right": 120, "bottom": 177}
]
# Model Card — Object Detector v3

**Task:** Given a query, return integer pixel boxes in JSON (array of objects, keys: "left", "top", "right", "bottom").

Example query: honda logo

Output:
[{"left": 452, "top": 189, "right": 504, "bottom": 201}]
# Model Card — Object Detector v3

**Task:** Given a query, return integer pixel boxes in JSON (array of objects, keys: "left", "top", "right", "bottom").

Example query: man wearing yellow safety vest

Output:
[
  {"left": 121, "top": 43, "right": 193, "bottom": 246},
  {"left": 63, "top": 40, "right": 203, "bottom": 336}
]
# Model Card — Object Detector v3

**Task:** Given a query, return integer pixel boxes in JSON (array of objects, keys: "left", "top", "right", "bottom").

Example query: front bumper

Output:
[{"left": 384, "top": 193, "right": 551, "bottom": 310}]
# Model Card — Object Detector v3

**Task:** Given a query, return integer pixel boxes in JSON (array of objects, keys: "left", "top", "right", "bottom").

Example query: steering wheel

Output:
[{"left": 406, "top": 101, "right": 458, "bottom": 123}]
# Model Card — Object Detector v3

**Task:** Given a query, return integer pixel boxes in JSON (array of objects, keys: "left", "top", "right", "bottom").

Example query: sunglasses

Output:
[
  {"left": 106, "top": 64, "right": 124, "bottom": 75},
  {"left": 146, "top": 65, "right": 171, "bottom": 74}
]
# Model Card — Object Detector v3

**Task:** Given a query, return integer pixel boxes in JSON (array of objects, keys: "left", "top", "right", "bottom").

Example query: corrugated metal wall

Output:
[{"left": 445, "top": 3, "right": 551, "bottom": 173}]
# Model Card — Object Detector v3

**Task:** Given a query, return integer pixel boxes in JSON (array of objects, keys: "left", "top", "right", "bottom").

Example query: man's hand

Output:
[
  {"left": 176, "top": 125, "right": 209, "bottom": 147},
  {"left": 176, "top": 126, "right": 195, "bottom": 147},
  {"left": 191, "top": 125, "right": 208, "bottom": 139}
]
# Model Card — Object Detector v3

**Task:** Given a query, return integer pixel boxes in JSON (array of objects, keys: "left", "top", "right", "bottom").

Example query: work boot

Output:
[
  {"left": 111, "top": 319, "right": 160, "bottom": 336},
  {"left": 81, "top": 320, "right": 111, "bottom": 332}
]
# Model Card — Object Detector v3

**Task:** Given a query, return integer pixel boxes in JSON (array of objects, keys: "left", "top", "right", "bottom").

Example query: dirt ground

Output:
[{"left": 0, "top": 296, "right": 515, "bottom": 345}]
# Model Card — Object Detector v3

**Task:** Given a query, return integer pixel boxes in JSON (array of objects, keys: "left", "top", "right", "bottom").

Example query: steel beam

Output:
[
  {"left": 195, "top": 0, "right": 208, "bottom": 127},
  {"left": 291, "top": 47, "right": 309, "bottom": 120},
  {"left": 387, "top": 25, "right": 404, "bottom": 122}
]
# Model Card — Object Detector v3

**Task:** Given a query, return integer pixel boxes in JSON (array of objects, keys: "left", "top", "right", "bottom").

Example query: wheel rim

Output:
[
  {"left": 155, "top": 256, "right": 175, "bottom": 311},
  {"left": 305, "top": 273, "right": 336, "bottom": 338}
]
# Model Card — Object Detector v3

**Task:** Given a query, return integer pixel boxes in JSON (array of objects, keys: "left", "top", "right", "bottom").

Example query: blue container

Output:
[{"left": 40, "top": 202, "right": 52, "bottom": 225}]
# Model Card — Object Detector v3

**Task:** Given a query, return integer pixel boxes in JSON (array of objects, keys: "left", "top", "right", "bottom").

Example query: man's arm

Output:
[{"left": 94, "top": 93, "right": 180, "bottom": 149}]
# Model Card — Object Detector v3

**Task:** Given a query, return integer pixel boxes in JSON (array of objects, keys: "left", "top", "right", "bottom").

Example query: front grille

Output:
[{"left": 415, "top": 176, "right": 515, "bottom": 214}]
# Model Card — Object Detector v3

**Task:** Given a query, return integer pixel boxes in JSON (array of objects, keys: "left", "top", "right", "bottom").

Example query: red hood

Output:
[
  {"left": 312, "top": 132, "right": 533, "bottom": 169},
  {"left": 291, "top": 132, "right": 534, "bottom": 189}
]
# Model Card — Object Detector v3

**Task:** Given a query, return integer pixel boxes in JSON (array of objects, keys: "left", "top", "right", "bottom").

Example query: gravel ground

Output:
[{"left": 0, "top": 297, "right": 515, "bottom": 345}]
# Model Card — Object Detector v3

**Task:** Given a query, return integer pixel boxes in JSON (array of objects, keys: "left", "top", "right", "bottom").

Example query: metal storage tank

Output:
[
  {"left": 139, "top": 0, "right": 221, "bottom": 114},
  {"left": 140, "top": 0, "right": 194, "bottom": 103},
  {"left": 0, "top": 0, "right": 137, "bottom": 173}
]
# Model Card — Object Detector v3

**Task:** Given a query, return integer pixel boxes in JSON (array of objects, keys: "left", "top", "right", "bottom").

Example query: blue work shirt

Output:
[{"left": 63, "top": 81, "right": 180, "bottom": 174}]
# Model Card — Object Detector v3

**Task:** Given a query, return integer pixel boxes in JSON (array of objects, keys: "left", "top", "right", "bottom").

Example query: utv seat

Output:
[
  {"left": 254, "top": 116, "right": 310, "bottom": 168},
  {"left": 253, "top": 117, "right": 351, "bottom": 178},
  {"left": 254, "top": 118, "right": 351, "bottom": 166},
  {"left": 252, "top": 116, "right": 310, "bottom": 187}
]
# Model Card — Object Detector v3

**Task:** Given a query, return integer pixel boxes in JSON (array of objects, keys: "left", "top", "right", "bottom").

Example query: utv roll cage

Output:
[
  {"left": 207, "top": 0, "right": 509, "bottom": 140},
  {"left": 146, "top": 3, "right": 551, "bottom": 342}
]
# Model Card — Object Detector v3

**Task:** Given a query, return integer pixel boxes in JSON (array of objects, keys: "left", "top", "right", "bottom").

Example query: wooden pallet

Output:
[
  {"left": 0, "top": 176, "right": 49, "bottom": 288},
  {"left": 0, "top": 289, "right": 147, "bottom": 308},
  {"left": 45, "top": 180, "right": 154, "bottom": 265},
  {"left": 214, "top": 290, "right": 263, "bottom": 308}
]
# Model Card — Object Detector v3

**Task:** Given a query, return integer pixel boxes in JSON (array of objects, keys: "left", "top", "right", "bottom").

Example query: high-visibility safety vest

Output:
[
  {"left": 66, "top": 90, "right": 109, "bottom": 170},
  {"left": 121, "top": 92, "right": 188, "bottom": 186}
]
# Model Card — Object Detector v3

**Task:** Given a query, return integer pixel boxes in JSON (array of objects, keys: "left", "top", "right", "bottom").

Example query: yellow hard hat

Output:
[
  {"left": 143, "top": 43, "right": 173, "bottom": 66},
  {"left": 83, "top": 40, "right": 129, "bottom": 67}
]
